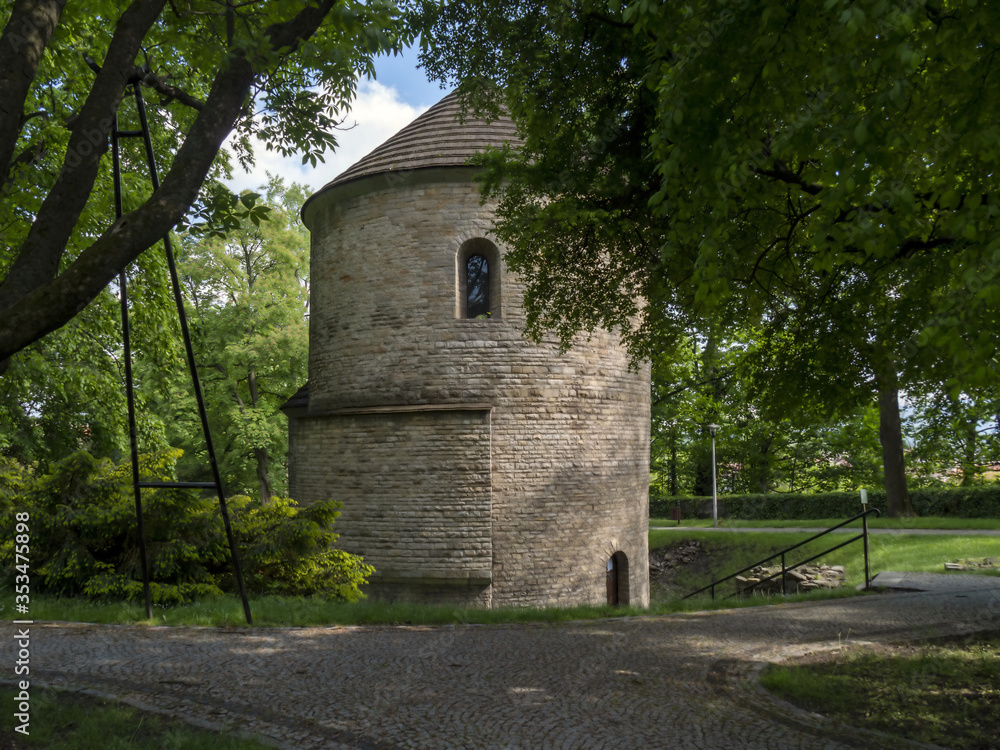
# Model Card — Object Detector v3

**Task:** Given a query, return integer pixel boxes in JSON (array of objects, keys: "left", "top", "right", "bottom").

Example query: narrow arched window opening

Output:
[
  {"left": 457, "top": 238, "right": 501, "bottom": 320},
  {"left": 466, "top": 254, "right": 490, "bottom": 319}
]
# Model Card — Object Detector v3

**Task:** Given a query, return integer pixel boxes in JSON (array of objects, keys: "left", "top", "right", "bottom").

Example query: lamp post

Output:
[{"left": 708, "top": 423, "right": 721, "bottom": 527}]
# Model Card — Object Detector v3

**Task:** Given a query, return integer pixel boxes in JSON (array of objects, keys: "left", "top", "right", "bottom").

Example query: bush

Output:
[
  {"left": 650, "top": 484, "right": 1000, "bottom": 520},
  {"left": 0, "top": 450, "right": 372, "bottom": 604}
]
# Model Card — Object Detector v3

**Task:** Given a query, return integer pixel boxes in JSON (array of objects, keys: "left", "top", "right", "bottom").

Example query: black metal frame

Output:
[
  {"left": 102, "top": 65, "right": 252, "bottom": 624},
  {"left": 682, "top": 507, "right": 882, "bottom": 601}
]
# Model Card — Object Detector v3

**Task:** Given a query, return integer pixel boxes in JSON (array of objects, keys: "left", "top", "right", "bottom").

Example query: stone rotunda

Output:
[{"left": 282, "top": 92, "right": 650, "bottom": 608}]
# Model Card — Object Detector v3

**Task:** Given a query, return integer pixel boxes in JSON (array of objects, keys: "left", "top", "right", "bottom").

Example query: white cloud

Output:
[{"left": 222, "top": 79, "right": 429, "bottom": 196}]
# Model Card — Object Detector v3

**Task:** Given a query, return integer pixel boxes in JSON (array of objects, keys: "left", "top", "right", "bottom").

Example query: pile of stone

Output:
[
  {"left": 649, "top": 540, "right": 706, "bottom": 575},
  {"left": 735, "top": 563, "right": 845, "bottom": 596},
  {"left": 944, "top": 557, "right": 1000, "bottom": 572}
]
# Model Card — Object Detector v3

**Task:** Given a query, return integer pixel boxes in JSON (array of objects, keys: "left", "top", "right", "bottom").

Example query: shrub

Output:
[
  {"left": 0, "top": 450, "right": 372, "bottom": 604},
  {"left": 650, "top": 484, "right": 1000, "bottom": 519},
  {"left": 225, "top": 494, "right": 372, "bottom": 601}
]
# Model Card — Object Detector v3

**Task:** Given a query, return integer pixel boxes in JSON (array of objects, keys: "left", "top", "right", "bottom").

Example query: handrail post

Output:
[
  {"left": 863, "top": 509, "right": 871, "bottom": 589},
  {"left": 781, "top": 551, "right": 786, "bottom": 595}
]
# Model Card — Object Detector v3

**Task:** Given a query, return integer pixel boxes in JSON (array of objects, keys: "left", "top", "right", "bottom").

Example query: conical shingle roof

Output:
[{"left": 305, "top": 91, "right": 520, "bottom": 211}]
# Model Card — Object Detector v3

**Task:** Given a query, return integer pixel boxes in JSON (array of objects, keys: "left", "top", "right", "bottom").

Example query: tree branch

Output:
[
  {"left": 0, "top": 0, "right": 67, "bottom": 181},
  {"left": 751, "top": 161, "right": 824, "bottom": 195},
  {"left": 3, "top": 137, "right": 48, "bottom": 192},
  {"left": 0, "top": 0, "right": 169, "bottom": 312},
  {"left": 141, "top": 70, "right": 205, "bottom": 110},
  {"left": 0, "top": 0, "right": 338, "bottom": 362}
]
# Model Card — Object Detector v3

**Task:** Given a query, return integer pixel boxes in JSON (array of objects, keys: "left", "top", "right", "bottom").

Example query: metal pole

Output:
[
  {"left": 781, "top": 551, "right": 786, "bottom": 595},
  {"left": 863, "top": 510, "right": 871, "bottom": 590},
  {"left": 710, "top": 428, "right": 719, "bottom": 527},
  {"left": 113, "top": 113, "right": 153, "bottom": 620},
  {"left": 129, "top": 82, "right": 253, "bottom": 625}
]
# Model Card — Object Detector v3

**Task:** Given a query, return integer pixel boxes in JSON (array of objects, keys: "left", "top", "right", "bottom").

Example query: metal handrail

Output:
[{"left": 681, "top": 507, "right": 882, "bottom": 600}]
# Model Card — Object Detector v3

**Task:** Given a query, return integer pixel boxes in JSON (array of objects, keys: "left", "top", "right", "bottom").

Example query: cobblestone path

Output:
[{"left": 6, "top": 580, "right": 999, "bottom": 749}]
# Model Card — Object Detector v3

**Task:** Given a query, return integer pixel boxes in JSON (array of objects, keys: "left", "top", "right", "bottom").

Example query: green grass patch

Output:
[
  {"left": 10, "top": 592, "right": 656, "bottom": 627},
  {"left": 650, "top": 516, "right": 1000, "bottom": 530},
  {"left": 648, "top": 530, "right": 1000, "bottom": 599},
  {"left": 4, "top": 586, "right": 866, "bottom": 628},
  {"left": 10, "top": 531, "right": 998, "bottom": 627},
  {"left": 760, "top": 632, "right": 1000, "bottom": 750},
  {"left": 0, "top": 687, "right": 273, "bottom": 749}
]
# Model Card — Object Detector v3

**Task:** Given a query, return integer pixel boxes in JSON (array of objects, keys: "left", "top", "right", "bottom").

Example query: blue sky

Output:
[{"left": 225, "top": 45, "right": 447, "bottom": 195}]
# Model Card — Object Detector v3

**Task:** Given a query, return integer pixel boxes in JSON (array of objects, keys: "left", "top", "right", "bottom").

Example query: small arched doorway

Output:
[{"left": 606, "top": 551, "right": 629, "bottom": 606}]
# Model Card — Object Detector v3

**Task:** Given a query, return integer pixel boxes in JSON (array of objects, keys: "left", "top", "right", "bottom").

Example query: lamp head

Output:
[{"left": 707, "top": 423, "right": 721, "bottom": 436}]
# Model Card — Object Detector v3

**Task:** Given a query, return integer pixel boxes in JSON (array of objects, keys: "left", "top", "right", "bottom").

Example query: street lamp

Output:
[{"left": 708, "top": 423, "right": 721, "bottom": 527}]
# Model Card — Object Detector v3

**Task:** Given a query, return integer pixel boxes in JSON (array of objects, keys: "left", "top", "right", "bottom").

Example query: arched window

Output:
[
  {"left": 466, "top": 254, "right": 490, "bottom": 318},
  {"left": 458, "top": 238, "right": 501, "bottom": 320}
]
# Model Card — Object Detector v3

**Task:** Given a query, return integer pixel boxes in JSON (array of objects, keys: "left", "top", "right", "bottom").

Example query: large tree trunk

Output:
[
  {"left": 247, "top": 365, "right": 273, "bottom": 504},
  {"left": 877, "top": 369, "right": 917, "bottom": 517},
  {"left": 0, "top": 0, "right": 67, "bottom": 182},
  {"left": 692, "top": 435, "right": 714, "bottom": 496},
  {"left": 960, "top": 417, "right": 978, "bottom": 486},
  {"left": 253, "top": 446, "right": 273, "bottom": 504}
]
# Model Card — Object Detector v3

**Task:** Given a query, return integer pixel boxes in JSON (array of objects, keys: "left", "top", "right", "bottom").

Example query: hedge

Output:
[{"left": 650, "top": 484, "right": 1000, "bottom": 520}]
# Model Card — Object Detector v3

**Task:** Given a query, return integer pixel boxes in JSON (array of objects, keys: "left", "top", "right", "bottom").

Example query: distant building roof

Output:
[{"left": 303, "top": 91, "right": 520, "bottom": 214}]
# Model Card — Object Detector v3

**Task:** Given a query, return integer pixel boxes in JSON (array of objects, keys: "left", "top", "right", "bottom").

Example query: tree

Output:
[
  {"left": 650, "top": 331, "right": 884, "bottom": 498},
  {"left": 0, "top": 0, "right": 412, "bottom": 367},
  {"left": 419, "top": 0, "right": 1000, "bottom": 516},
  {"left": 906, "top": 385, "right": 1000, "bottom": 486},
  {"left": 163, "top": 175, "right": 309, "bottom": 503},
  {"left": 0, "top": 245, "right": 180, "bottom": 470}
]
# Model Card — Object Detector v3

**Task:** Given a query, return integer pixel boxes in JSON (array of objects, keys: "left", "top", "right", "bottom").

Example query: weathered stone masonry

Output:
[{"left": 284, "top": 94, "right": 650, "bottom": 608}]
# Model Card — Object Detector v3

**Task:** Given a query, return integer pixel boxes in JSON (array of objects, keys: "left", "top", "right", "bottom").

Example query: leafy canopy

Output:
[
  {"left": 419, "top": 0, "right": 1000, "bottom": 383},
  {"left": 164, "top": 175, "right": 310, "bottom": 502},
  {"left": 0, "top": 0, "right": 415, "bottom": 364}
]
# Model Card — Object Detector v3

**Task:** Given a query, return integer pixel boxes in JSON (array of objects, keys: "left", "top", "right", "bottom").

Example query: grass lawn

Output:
[
  {"left": 650, "top": 516, "right": 1000, "bottom": 530},
  {"left": 648, "top": 529, "right": 1000, "bottom": 600},
  {"left": 6, "top": 586, "right": 870, "bottom": 627},
  {"left": 6, "top": 530, "right": 998, "bottom": 627},
  {"left": 0, "top": 687, "right": 273, "bottom": 749},
  {"left": 760, "top": 632, "right": 1000, "bottom": 750},
  {"left": 14, "top": 594, "right": 657, "bottom": 627}
]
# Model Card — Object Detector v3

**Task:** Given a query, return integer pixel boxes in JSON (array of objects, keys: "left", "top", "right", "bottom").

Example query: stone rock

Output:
[
  {"left": 735, "top": 562, "right": 846, "bottom": 596},
  {"left": 943, "top": 557, "right": 1000, "bottom": 572}
]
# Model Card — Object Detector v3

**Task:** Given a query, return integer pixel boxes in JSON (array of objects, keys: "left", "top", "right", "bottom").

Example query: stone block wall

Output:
[
  {"left": 288, "top": 406, "right": 493, "bottom": 607},
  {"left": 288, "top": 168, "right": 650, "bottom": 608}
]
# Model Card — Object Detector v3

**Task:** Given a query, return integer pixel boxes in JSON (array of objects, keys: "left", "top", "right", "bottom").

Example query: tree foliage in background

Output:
[
  {"left": 650, "top": 333, "right": 884, "bottom": 499},
  {"left": 419, "top": 0, "right": 1000, "bottom": 515},
  {"left": 0, "top": 0, "right": 413, "bottom": 367},
  {"left": 0, "top": 450, "right": 372, "bottom": 603},
  {"left": 906, "top": 385, "right": 1000, "bottom": 486},
  {"left": 155, "top": 175, "right": 310, "bottom": 502}
]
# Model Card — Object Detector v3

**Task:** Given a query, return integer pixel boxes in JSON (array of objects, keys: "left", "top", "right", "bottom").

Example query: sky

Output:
[{"left": 223, "top": 46, "right": 446, "bottom": 196}]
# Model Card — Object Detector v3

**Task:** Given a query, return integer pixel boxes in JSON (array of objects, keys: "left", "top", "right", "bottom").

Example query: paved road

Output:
[
  {"left": 5, "top": 574, "right": 1000, "bottom": 750},
  {"left": 650, "top": 525, "right": 1000, "bottom": 536}
]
